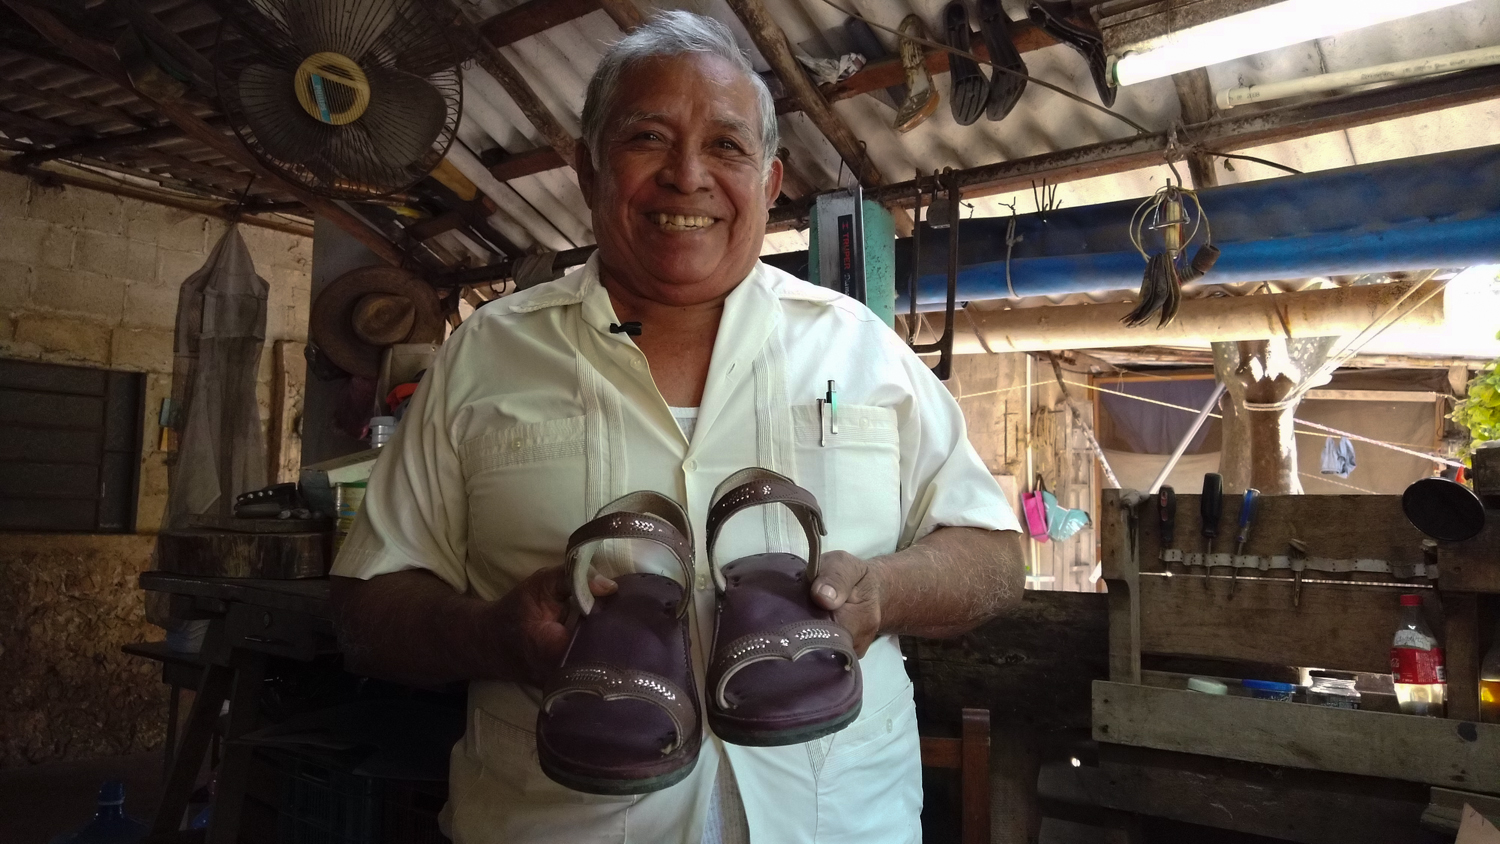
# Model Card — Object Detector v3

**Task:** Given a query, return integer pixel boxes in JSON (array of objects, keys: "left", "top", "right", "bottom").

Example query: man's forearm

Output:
[
  {"left": 331, "top": 570, "right": 513, "bottom": 687},
  {"left": 871, "top": 527, "right": 1026, "bottom": 639}
]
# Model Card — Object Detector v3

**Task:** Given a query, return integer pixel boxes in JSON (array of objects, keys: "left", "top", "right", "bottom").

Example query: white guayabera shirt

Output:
[{"left": 334, "top": 255, "right": 1020, "bottom": 844}]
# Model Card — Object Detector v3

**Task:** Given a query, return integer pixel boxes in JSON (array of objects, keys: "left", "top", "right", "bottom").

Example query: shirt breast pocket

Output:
[
  {"left": 459, "top": 416, "right": 588, "bottom": 582},
  {"left": 792, "top": 404, "right": 901, "bottom": 560}
]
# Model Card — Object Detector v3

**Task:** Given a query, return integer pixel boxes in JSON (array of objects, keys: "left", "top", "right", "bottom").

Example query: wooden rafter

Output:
[
  {"left": 1172, "top": 68, "right": 1218, "bottom": 189},
  {"left": 594, "top": 0, "right": 643, "bottom": 31},
  {"left": 0, "top": 107, "right": 90, "bottom": 141},
  {"left": 8, "top": 120, "right": 193, "bottom": 168},
  {"left": 723, "top": 0, "right": 883, "bottom": 187},
  {"left": 467, "top": 19, "right": 578, "bottom": 171},
  {"left": 768, "top": 63, "right": 1500, "bottom": 228},
  {"left": 482, "top": 145, "right": 568, "bottom": 182},
  {"left": 0, "top": 77, "right": 148, "bottom": 128},
  {"left": 804, "top": 19, "right": 1055, "bottom": 112},
  {"left": 32, "top": 164, "right": 312, "bottom": 236},
  {"left": 478, "top": 0, "right": 606, "bottom": 48},
  {"left": 6, "top": 0, "right": 406, "bottom": 266}
]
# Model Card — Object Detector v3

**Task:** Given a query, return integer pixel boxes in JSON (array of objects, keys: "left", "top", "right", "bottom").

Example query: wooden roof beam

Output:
[
  {"left": 6, "top": 0, "right": 406, "bottom": 266},
  {"left": 466, "top": 9, "right": 579, "bottom": 172},
  {"left": 723, "top": 0, "right": 883, "bottom": 188},
  {"left": 482, "top": 145, "right": 568, "bottom": 182},
  {"left": 7, "top": 120, "right": 195, "bottom": 169},
  {"left": 0, "top": 77, "right": 148, "bottom": 129},
  {"left": 478, "top": 0, "right": 607, "bottom": 48},
  {"left": 789, "top": 19, "right": 1056, "bottom": 113}
]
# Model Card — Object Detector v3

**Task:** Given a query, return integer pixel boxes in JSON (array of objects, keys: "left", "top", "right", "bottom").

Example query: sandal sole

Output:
[
  {"left": 708, "top": 699, "right": 863, "bottom": 748},
  {"left": 537, "top": 744, "right": 699, "bottom": 796}
]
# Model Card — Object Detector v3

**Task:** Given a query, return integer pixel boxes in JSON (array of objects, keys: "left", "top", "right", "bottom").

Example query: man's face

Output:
[{"left": 579, "top": 53, "right": 783, "bottom": 307}]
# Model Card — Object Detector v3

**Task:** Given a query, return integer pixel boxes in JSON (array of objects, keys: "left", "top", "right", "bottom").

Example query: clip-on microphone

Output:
[{"left": 609, "top": 321, "right": 643, "bottom": 336}]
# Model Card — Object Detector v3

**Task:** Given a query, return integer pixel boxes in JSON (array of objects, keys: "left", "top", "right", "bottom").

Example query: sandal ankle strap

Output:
[
  {"left": 567, "top": 491, "right": 694, "bottom": 618},
  {"left": 706, "top": 468, "right": 826, "bottom": 592}
]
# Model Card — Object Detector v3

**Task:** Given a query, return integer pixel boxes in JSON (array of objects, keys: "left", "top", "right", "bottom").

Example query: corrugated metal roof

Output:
[{"left": 448, "top": 0, "right": 1500, "bottom": 261}]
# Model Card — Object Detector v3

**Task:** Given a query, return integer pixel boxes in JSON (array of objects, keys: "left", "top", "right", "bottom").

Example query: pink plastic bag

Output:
[{"left": 1021, "top": 475, "right": 1050, "bottom": 543}]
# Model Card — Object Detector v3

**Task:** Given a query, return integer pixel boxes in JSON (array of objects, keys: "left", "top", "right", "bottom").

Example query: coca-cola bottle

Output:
[{"left": 1391, "top": 593, "right": 1446, "bottom": 717}]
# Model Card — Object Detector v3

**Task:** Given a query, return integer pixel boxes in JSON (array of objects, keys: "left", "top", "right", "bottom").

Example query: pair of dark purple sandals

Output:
[{"left": 535, "top": 469, "right": 863, "bottom": 795}]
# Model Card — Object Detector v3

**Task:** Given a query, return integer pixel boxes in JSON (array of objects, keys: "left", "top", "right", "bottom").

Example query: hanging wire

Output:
[{"left": 814, "top": 0, "right": 1153, "bottom": 136}]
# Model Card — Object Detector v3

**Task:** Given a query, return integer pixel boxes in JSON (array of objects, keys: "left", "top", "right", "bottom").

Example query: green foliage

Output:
[{"left": 1451, "top": 360, "right": 1500, "bottom": 460}]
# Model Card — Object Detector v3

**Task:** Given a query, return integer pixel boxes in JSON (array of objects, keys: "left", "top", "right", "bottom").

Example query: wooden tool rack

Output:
[{"left": 1087, "top": 489, "right": 1500, "bottom": 841}]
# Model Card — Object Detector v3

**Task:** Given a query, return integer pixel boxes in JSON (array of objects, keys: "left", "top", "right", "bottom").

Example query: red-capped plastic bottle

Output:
[{"left": 1391, "top": 594, "right": 1446, "bottom": 717}]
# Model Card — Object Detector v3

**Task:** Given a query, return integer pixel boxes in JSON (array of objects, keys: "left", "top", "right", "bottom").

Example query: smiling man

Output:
[{"left": 330, "top": 12, "right": 1024, "bottom": 844}]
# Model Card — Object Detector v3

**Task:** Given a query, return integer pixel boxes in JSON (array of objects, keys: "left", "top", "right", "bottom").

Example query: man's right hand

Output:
[
  {"left": 483, "top": 566, "right": 619, "bottom": 688},
  {"left": 331, "top": 566, "right": 616, "bottom": 690}
]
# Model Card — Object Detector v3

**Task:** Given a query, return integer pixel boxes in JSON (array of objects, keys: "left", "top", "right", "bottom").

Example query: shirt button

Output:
[
  {"left": 684, "top": 458, "right": 698, "bottom": 472},
  {"left": 511, "top": 439, "right": 522, "bottom": 449},
  {"left": 630, "top": 358, "right": 644, "bottom": 370},
  {"left": 885, "top": 718, "right": 894, "bottom": 733},
  {"left": 695, "top": 571, "right": 708, "bottom": 590}
]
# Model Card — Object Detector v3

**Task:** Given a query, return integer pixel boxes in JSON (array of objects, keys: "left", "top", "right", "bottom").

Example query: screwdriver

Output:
[
  {"left": 1158, "top": 486, "right": 1176, "bottom": 570},
  {"left": 1200, "top": 473, "right": 1223, "bottom": 591},
  {"left": 1229, "top": 488, "right": 1260, "bottom": 599}
]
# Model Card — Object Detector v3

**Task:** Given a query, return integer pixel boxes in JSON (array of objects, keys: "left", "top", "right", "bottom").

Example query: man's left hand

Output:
[{"left": 811, "top": 551, "right": 884, "bottom": 656}]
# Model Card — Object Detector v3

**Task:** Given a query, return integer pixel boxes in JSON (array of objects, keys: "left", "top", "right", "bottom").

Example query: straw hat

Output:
[{"left": 310, "top": 266, "right": 443, "bottom": 377}]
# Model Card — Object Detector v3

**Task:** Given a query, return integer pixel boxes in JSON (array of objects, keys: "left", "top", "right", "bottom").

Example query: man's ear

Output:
[
  {"left": 576, "top": 140, "right": 596, "bottom": 208},
  {"left": 763, "top": 155, "right": 784, "bottom": 208}
]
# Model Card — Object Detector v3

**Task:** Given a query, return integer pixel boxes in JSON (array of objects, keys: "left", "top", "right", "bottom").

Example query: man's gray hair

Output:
[{"left": 581, "top": 10, "right": 780, "bottom": 179}]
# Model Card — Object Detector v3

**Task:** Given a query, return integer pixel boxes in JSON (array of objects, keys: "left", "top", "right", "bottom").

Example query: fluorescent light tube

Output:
[{"left": 1110, "top": 0, "right": 1478, "bottom": 87}]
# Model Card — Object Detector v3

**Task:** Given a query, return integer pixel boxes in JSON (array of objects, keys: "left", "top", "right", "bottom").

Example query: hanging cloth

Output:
[
  {"left": 1320, "top": 436, "right": 1358, "bottom": 478},
  {"left": 1038, "top": 477, "right": 1092, "bottom": 542},
  {"left": 163, "top": 226, "right": 270, "bottom": 523}
]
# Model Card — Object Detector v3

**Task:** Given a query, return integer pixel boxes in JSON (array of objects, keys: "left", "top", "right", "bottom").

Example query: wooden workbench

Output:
[{"left": 131, "top": 571, "right": 336, "bottom": 844}]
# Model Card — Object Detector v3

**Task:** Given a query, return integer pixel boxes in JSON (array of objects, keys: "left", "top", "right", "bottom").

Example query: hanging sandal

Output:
[
  {"left": 943, "top": 1, "right": 986, "bottom": 126},
  {"left": 977, "top": 0, "right": 1028, "bottom": 121},
  {"left": 894, "top": 14, "right": 940, "bottom": 133},
  {"left": 1027, "top": 0, "right": 1116, "bottom": 107},
  {"left": 704, "top": 468, "right": 862, "bottom": 747},
  {"left": 536, "top": 491, "right": 701, "bottom": 795}
]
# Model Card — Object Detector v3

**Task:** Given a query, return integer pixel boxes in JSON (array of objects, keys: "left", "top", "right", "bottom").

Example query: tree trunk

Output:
[{"left": 1213, "top": 337, "right": 1340, "bottom": 494}]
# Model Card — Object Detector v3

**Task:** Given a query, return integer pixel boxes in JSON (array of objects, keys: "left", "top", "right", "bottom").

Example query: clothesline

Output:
[
  {"left": 1064, "top": 378, "right": 1464, "bottom": 468},
  {"left": 953, "top": 374, "right": 1461, "bottom": 468}
]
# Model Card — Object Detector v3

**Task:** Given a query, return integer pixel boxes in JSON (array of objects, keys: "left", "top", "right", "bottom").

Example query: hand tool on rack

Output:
[
  {"left": 1288, "top": 538, "right": 1308, "bottom": 607},
  {"left": 1157, "top": 485, "right": 1176, "bottom": 571},
  {"left": 1229, "top": 488, "right": 1260, "bottom": 599},
  {"left": 1200, "top": 473, "right": 1223, "bottom": 591}
]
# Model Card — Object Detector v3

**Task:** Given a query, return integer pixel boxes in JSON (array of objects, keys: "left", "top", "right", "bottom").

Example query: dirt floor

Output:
[{"left": 0, "top": 751, "right": 163, "bottom": 844}]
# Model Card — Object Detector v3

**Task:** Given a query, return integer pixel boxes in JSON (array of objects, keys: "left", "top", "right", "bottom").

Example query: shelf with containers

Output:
[{"left": 1096, "top": 490, "right": 1500, "bottom": 802}]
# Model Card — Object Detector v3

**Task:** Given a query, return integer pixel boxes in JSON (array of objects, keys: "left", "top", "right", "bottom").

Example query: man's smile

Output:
[{"left": 647, "top": 212, "right": 718, "bottom": 232}]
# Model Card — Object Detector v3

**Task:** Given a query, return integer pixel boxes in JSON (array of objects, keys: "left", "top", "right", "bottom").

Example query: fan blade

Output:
[
  {"left": 286, "top": 0, "right": 398, "bottom": 61},
  {"left": 357, "top": 67, "right": 446, "bottom": 176},
  {"left": 238, "top": 63, "right": 336, "bottom": 165}
]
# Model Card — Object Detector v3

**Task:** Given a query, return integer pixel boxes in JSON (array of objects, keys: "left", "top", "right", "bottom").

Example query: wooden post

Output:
[
  {"left": 1212, "top": 337, "right": 1339, "bottom": 494},
  {"left": 268, "top": 340, "right": 306, "bottom": 485}
]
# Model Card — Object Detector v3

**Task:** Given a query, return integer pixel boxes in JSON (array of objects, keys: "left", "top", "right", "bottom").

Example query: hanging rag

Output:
[
  {"left": 1320, "top": 436, "right": 1358, "bottom": 478},
  {"left": 1042, "top": 486, "right": 1092, "bottom": 542}
]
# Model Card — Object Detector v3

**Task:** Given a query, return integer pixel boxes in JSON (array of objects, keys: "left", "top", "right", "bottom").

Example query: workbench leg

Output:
[
  {"left": 152, "top": 665, "right": 232, "bottom": 835},
  {"left": 163, "top": 685, "right": 181, "bottom": 780},
  {"left": 206, "top": 650, "right": 266, "bottom": 844},
  {"left": 1444, "top": 592, "right": 1481, "bottom": 722}
]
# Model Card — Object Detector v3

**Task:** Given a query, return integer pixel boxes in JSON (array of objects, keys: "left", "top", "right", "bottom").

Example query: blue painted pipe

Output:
[{"left": 872, "top": 143, "right": 1500, "bottom": 307}]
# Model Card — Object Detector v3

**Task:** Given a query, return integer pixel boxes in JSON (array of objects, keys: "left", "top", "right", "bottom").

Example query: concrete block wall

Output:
[
  {"left": 0, "top": 170, "right": 313, "bottom": 532},
  {"left": 0, "top": 173, "right": 314, "bottom": 768}
]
